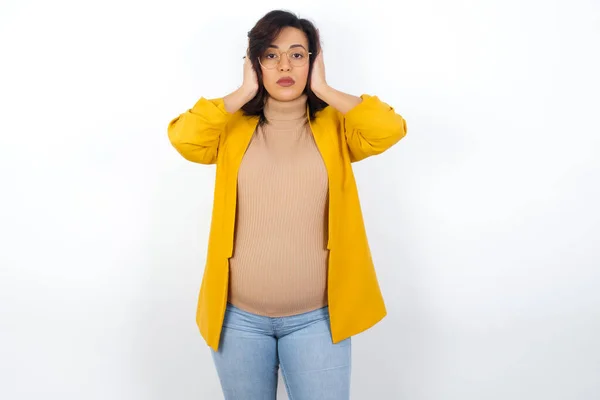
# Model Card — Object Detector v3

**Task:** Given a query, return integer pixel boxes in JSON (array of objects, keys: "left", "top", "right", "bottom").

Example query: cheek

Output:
[
  {"left": 298, "top": 67, "right": 310, "bottom": 87},
  {"left": 260, "top": 69, "right": 275, "bottom": 88}
]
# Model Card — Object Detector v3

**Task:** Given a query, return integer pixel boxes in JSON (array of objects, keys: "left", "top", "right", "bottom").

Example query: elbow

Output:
[
  {"left": 167, "top": 117, "right": 184, "bottom": 149},
  {"left": 167, "top": 126, "right": 187, "bottom": 157},
  {"left": 401, "top": 117, "right": 408, "bottom": 139},
  {"left": 392, "top": 116, "right": 408, "bottom": 143},
  {"left": 170, "top": 141, "right": 217, "bottom": 165},
  {"left": 379, "top": 116, "right": 407, "bottom": 151},
  {"left": 167, "top": 124, "right": 217, "bottom": 165}
]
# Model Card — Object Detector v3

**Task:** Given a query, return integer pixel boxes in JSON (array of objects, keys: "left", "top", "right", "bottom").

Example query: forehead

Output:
[{"left": 271, "top": 27, "right": 308, "bottom": 48}]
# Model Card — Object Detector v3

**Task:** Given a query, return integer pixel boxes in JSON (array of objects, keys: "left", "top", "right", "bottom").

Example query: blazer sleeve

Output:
[
  {"left": 342, "top": 94, "right": 407, "bottom": 162},
  {"left": 167, "top": 97, "right": 231, "bottom": 165}
]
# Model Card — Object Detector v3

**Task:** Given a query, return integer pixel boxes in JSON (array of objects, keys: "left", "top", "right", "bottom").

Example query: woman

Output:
[{"left": 168, "top": 9, "right": 407, "bottom": 400}]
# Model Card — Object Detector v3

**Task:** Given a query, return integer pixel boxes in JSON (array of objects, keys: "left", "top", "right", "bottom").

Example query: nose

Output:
[{"left": 278, "top": 53, "right": 292, "bottom": 72}]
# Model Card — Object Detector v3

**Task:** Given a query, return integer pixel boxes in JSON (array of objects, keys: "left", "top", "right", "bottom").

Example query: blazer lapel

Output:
[{"left": 223, "top": 115, "right": 259, "bottom": 258}]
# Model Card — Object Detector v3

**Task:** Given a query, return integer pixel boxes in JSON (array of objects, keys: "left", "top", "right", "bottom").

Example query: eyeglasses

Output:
[{"left": 258, "top": 48, "right": 312, "bottom": 69}]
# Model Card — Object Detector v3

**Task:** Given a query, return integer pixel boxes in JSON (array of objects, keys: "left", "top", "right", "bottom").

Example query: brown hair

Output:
[{"left": 241, "top": 10, "right": 328, "bottom": 124}]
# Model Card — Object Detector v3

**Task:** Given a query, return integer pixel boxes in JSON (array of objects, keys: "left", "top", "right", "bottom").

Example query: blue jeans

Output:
[{"left": 210, "top": 303, "right": 352, "bottom": 400}]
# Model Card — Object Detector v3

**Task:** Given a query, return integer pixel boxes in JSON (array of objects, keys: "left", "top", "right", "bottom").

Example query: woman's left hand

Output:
[
  {"left": 309, "top": 50, "right": 362, "bottom": 112},
  {"left": 310, "top": 51, "right": 329, "bottom": 95}
]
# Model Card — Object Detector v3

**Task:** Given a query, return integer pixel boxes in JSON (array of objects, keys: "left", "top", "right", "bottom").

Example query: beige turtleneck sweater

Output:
[{"left": 227, "top": 94, "right": 329, "bottom": 317}]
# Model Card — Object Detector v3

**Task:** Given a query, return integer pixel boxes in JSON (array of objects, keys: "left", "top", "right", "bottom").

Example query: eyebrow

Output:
[{"left": 268, "top": 44, "right": 307, "bottom": 50}]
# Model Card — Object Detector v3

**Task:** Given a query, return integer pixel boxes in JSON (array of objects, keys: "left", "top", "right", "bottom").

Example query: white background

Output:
[{"left": 1, "top": 0, "right": 599, "bottom": 399}]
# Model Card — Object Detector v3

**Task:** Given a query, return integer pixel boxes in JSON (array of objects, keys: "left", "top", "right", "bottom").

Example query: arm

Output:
[
  {"left": 312, "top": 84, "right": 362, "bottom": 114},
  {"left": 315, "top": 86, "right": 407, "bottom": 162},
  {"left": 168, "top": 54, "right": 258, "bottom": 164},
  {"left": 310, "top": 53, "right": 407, "bottom": 162},
  {"left": 167, "top": 86, "right": 256, "bottom": 164}
]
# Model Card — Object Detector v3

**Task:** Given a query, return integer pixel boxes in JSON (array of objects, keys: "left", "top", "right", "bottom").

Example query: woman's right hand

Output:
[
  {"left": 242, "top": 52, "right": 259, "bottom": 96},
  {"left": 223, "top": 52, "right": 259, "bottom": 114}
]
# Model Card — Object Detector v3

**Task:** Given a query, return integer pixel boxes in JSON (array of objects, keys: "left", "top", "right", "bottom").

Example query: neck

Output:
[{"left": 264, "top": 94, "right": 308, "bottom": 123}]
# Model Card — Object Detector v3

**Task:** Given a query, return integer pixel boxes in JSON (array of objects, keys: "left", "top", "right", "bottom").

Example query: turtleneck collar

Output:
[{"left": 264, "top": 94, "right": 308, "bottom": 123}]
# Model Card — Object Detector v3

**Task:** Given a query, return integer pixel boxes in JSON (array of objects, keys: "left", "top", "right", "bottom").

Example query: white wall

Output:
[{"left": 1, "top": 0, "right": 598, "bottom": 398}]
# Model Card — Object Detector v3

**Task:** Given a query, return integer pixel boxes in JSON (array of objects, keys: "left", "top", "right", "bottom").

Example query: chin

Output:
[{"left": 266, "top": 86, "right": 305, "bottom": 102}]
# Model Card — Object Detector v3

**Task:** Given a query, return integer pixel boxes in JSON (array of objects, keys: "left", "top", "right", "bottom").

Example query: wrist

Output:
[
  {"left": 240, "top": 84, "right": 258, "bottom": 99},
  {"left": 312, "top": 83, "right": 332, "bottom": 100}
]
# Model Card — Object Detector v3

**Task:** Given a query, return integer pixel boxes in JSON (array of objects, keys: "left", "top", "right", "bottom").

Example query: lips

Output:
[{"left": 277, "top": 77, "right": 295, "bottom": 87}]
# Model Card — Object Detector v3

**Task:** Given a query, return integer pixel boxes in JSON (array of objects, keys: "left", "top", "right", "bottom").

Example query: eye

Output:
[
  {"left": 291, "top": 52, "right": 304, "bottom": 59},
  {"left": 265, "top": 52, "right": 278, "bottom": 59}
]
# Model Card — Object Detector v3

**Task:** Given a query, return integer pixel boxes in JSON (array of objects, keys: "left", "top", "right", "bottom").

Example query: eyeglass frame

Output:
[{"left": 255, "top": 48, "right": 313, "bottom": 69}]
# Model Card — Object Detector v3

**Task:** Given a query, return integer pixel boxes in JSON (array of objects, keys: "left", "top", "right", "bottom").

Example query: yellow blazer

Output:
[{"left": 168, "top": 94, "right": 407, "bottom": 351}]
